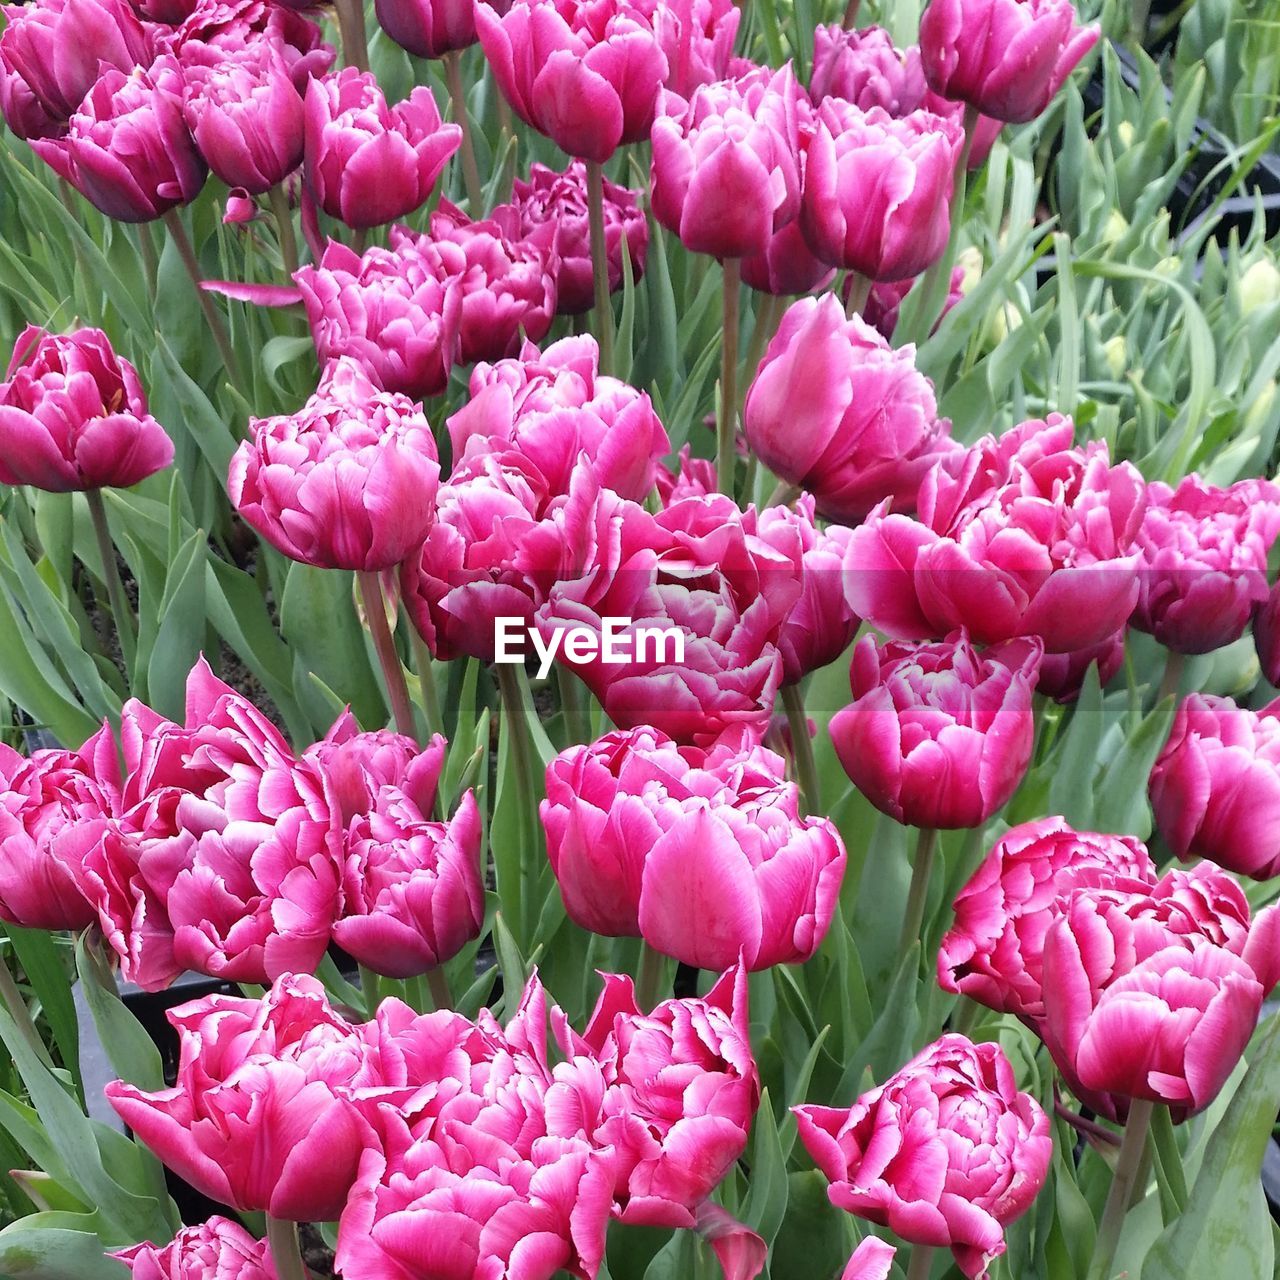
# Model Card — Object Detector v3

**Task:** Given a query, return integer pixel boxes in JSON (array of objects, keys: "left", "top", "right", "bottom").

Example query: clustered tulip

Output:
[
  {"left": 115, "top": 1217, "right": 278, "bottom": 1279},
  {"left": 640, "top": 0, "right": 742, "bottom": 98}
]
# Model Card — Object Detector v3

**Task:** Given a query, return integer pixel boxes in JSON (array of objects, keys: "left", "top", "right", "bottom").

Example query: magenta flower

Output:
[
  {"left": 1256, "top": 577, "right": 1280, "bottom": 685},
  {"left": 859, "top": 264, "right": 966, "bottom": 340},
  {"left": 1035, "top": 628, "right": 1126, "bottom": 703},
  {"left": 374, "top": 0, "right": 479, "bottom": 58},
  {"left": 809, "top": 24, "right": 925, "bottom": 111},
  {"left": 740, "top": 220, "right": 834, "bottom": 296},
  {"left": 115, "top": 1218, "right": 277, "bottom": 1279},
  {"left": 642, "top": 0, "right": 741, "bottom": 98}
]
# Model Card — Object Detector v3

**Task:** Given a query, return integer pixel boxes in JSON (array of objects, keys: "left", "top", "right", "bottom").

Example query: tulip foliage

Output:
[{"left": 2, "top": 0, "right": 1280, "bottom": 1278}]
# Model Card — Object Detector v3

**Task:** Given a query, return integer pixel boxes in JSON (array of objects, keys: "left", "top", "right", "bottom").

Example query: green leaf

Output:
[
  {"left": 740, "top": 1088, "right": 788, "bottom": 1247},
  {"left": 0, "top": 1213, "right": 129, "bottom": 1278},
  {"left": 73, "top": 937, "right": 163, "bottom": 1093},
  {"left": 4, "top": 928, "right": 79, "bottom": 1104}
]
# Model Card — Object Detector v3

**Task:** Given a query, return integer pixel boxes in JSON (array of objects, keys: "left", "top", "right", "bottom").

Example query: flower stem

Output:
[
  {"left": 427, "top": 966, "right": 453, "bottom": 1012},
  {"left": 586, "top": 160, "right": 614, "bottom": 375},
  {"left": 905, "top": 1244, "right": 934, "bottom": 1280},
  {"left": 841, "top": 0, "right": 860, "bottom": 28},
  {"left": 899, "top": 826, "right": 938, "bottom": 955},
  {"left": 161, "top": 208, "right": 248, "bottom": 399},
  {"left": 717, "top": 258, "right": 741, "bottom": 497},
  {"left": 636, "top": 941, "right": 668, "bottom": 1011},
  {"left": 557, "top": 666, "right": 590, "bottom": 744},
  {"left": 766, "top": 480, "right": 801, "bottom": 509},
  {"left": 0, "top": 953, "right": 50, "bottom": 1067},
  {"left": 85, "top": 488, "right": 138, "bottom": 678},
  {"left": 333, "top": 0, "right": 369, "bottom": 72},
  {"left": 781, "top": 683, "right": 819, "bottom": 811},
  {"left": 137, "top": 222, "right": 159, "bottom": 294},
  {"left": 845, "top": 271, "right": 872, "bottom": 318},
  {"left": 741, "top": 292, "right": 783, "bottom": 419},
  {"left": 444, "top": 51, "right": 484, "bottom": 213},
  {"left": 409, "top": 630, "right": 444, "bottom": 747},
  {"left": 358, "top": 963, "right": 381, "bottom": 1016},
  {"left": 267, "top": 184, "right": 299, "bottom": 276},
  {"left": 357, "top": 571, "right": 417, "bottom": 741},
  {"left": 1157, "top": 649, "right": 1185, "bottom": 704},
  {"left": 1086, "top": 1099, "right": 1155, "bottom": 1280},
  {"left": 265, "top": 1215, "right": 308, "bottom": 1280},
  {"left": 496, "top": 663, "right": 541, "bottom": 945}
]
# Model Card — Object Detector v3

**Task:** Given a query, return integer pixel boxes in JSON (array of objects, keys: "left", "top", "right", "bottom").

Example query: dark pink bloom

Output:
[
  {"left": 829, "top": 630, "right": 1041, "bottom": 829},
  {"left": 114, "top": 1218, "right": 277, "bottom": 1279},
  {"left": 809, "top": 24, "right": 925, "bottom": 112},
  {"left": 638, "top": 0, "right": 741, "bottom": 98},
  {"left": 475, "top": 0, "right": 668, "bottom": 163},
  {"left": 0, "top": 325, "right": 173, "bottom": 491},
  {"left": 740, "top": 219, "right": 834, "bottom": 296},
  {"left": 743, "top": 294, "right": 955, "bottom": 524},
  {"left": 228, "top": 357, "right": 440, "bottom": 572},
  {"left": 655, "top": 444, "right": 717, "bottom": 505},
  {"left": 374, "top": 0, "right": 478, "bottom": 58},
  {"left": 845, "top": 416, "right": 1148, "bottom": 653},
  {"left": 841, "top": 1240, "right": 897, "bottom": 1280},
  {"left": 303, "top": 68, "right": 460, "bottom": 229},
  {"left": 1035, "top": 628, "right": 1126, "bottom": 703},
  {"left": 106, "top": 974, "right": 375, "bottom": 1219},
  {"left": 223, "top": 186, "right": 258, "bottom": 223},
  {"left": 858, "top": 264, "right": 966, "bottom": 341},
  {"left": 795, "top": 1035, "right": 1051, "bottom": 1279},
  {"left": 919, "top": 0, "right": 1099, "bottom": 123},
  {"left": 1256, "top": 577, "right": 1280, "bottom": 685}
]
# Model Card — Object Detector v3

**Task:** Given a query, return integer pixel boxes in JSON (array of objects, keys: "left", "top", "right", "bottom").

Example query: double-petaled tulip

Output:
[
  {"left": 0, "top": 725, "right": 119, "bottom": 931},
  {"left": 0, "top": 325, "right": 174, "bottom": 491},
  {"left": 1256, "top": 577, "right": 1280, "bottom": 685},
  {"left": 743, "top": 294, "right": 954, "bottom": 524},
  {"left": 642, "top": 0, "right": 741, "bottom": 98},
  {"left": 374, "top": 0, "right": 478, "bottom": 58},
  {"left": 106, "top": 974, "right": 375, "bottom": 1220},
  {"left": 541, "top": 729, "right": 845, "bottom": 969},
  {"left": 0, "top": 0, "right": 153, "bottom": 140},
  {"left": 446, "top": 334, "right": 669, "bottom": 502},
  {"left": 650, "top": 65, "right": 805, "bottom": 261},
  {"left": 228, "top": 357, "right": 440, "bottom": 572},
  {"left": 845, "top": 416, "right": 1148, "bottom": 654},
  {"left": 656, "top": 444, "right": 717, "bottom": 505},
  {"left": 830, "top": 630, "right": 1041, "bottom": 829},
  {"left": 938, "top": 817, "right": 1156, "bottom": 1019},
  {"left": 294, "top": 238, "right": 462, "bottom": 398},
  {"left": 795, "top": 1035, "right": 1051, "bottom": 1279},
  {"left": 740, "top": 220, "right": 834, "bottom": 296},
  {"left": 181, "top": 42, "right": 305, "bottom": 193},
  {"left": 860, "top": 264, "right": 965, "bottom": 341},
  {"left": 809, "top": 24, "right": 925, "bottom": 112},
  {"left": 1035, "top": 628, "right": 1126, "bottom": 702},
  {"left": 1149, "top": 692, "right": 1280, "bottom": 881},
  {"left": 1132, "top": 475, "right": 1280, "bottom": 655},
  {"left": 303, "top": 68, "right": 460, "bottom": 228},
  {"left": 497, "top": 160, "right": 648, "bottom": 315},
  {"left": 919, "top": 0, "right": 1099, "bottom": 124},
  {"left": 801, "top": 100, "right": 961, "bottom": 281},
  {"left": 31, "top": 60, "right": 207, "bottom": 222},
  {"left": 475, "top": 0, "right": 668, "bottom": 163},
  {"left": 115, "top": 1218, "right": 277, "bottom": 1279},
  {"left": 842, "top": 1240, "right": 897, "bottom": 1280}
]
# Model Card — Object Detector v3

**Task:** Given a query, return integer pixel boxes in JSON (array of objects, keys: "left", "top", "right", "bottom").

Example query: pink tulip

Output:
[
  {"left": 655, "top": 444, "right": 717, "bottom": 504},
  {"left": 637, "top": 0, "right": 741, "bottom": 98},
  {"left": 1149, "top": 692, "right": 1280, "bottom": 880},
  {"left": 0, "top": 325, "right": 174, "bottom": 491},
  {"left": 1035, "top": 628, "right": 1126, "bottom": 702},
  {"left": 919, "top": 0, "right": 1099, "bottom": 124},
  {"left": 374, "top": 0, "right": 478, "bottom": 58},
  {"left": 800, "top": 99, "right": 961, "bottom": 281},
  {"left": 809, "top": 24, "right": 925, "bottom": 112},
  {"left": 303, "top": 68, "right": 460, "bottom": 228},
  {"left": 228, "top": 357, "right": 441, "bottom": 572},
  {"left": 542, "top": 728, "right": 845, "bottom": 969},
  {"left": 497, "top": 159, "right": 648, "bottom": 315},
  {"left": 742, "top": 294, "right": 955, "bottom": 523},
  {"left": 830, "top": 629, "right": 1041, "bottom": 829},
  {"left": 845, "top": 416, "right": 1148, "bottom": 653},
  {"left": 841, "top": 1239, "right": 897, "bottom": 1280},
  {"left": 132, "top": 0, "right": 200, "bottom": 20},
  {"left": 1132, "top": 475, "right": 1280, "bottom": 654},
  {"left": 795, "top": 1035, "right": 1051, "bottom": 1279},
  {"left": 1256, "top": 577, "right": 1280, "bottom": 685},
  {"left": 858, "top": 263, "right": 966, "bottom": 340},
  {"left": 293, "top": 238, "right": 462, "bottom": 399},
  {"left": 30, "top": 59, "right": 207, "bottom": 222},
  {"left": 938, "top": 817, "right": 1156, "bottom": 1019},
  {"left": 115, "top": 1218, "right": 277, "bottom": 1279},
  {"left": 446, "top": 334, "right": 669, "bottom": 502},
  {"left": 740, "top": 219, "right": 834, "bottom": 296},
  {"left": 650, "top": 65, "right": 805, "bottom": 260},
  {"left": 474, "top": 0, "right": 668, "bottom": 163},
  {"left": 0, "top": 0, "right": 153, "bottom": 139},
  {"left": 106, "top": 974, "right": 375, "bottom": 1220},
  {"left": 223, "top": 186, "right": 258, "bottom": 222},
  {"left": 0, "top": 725, "right": 119, "bottom": 931}
]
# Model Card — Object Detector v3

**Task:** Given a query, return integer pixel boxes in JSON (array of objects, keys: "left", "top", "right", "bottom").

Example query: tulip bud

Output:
[
  {"left": 114, "top": 1218, "right": 278, "bottom": 1279},
  {"left": 1240, "top": 256, "right": 1280, "bottom": 313},
  {"left": 374, "top": 0, "right": 478, "bottom": 58}
]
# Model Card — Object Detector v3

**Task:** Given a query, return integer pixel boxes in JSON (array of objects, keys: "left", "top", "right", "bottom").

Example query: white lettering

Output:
[
  {"left": 633, "top": 626, "right": 685, "bottom": 665},
  {"left": 600, "top": 617, "right": 631, "bottom": 664},
  {"left": 493, "top": 619, "right": 684, "bottom": 673},
  {"left": 529, "top": 627, "right": 562, "bottom": 680},
  {"left": 493, "top": 618, "right": 527, "bottom": 664}
]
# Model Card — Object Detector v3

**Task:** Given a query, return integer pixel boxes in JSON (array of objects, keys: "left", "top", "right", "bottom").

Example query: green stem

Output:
[
  {"left": 1086, "top": 1099, "right": 1155, "bottom": 1280},
  {"left": 445, "top": 51, "right": 484, "bottom": 213},
  {"left": 899, "top": 827, "right": 939, "bottom": 955},
  {"left": 357, "top": 571, "right": 417, "bottom": 741},
  {"left": 265, "top": 1215, "right": 308, "bottom": 1280},
  {"left": 267, "top": 184, "right": 299, "bottom": 276},
  {"left": 845, "top": 270, "right": 872, "bottom": 318},
  {"left": 497, "top": 664, "right": 541, "bottom": 945},
  {"left": 137, "top": 222, "right": 159, "bottom": 294},
  {"left": 905, "top": 1244, "right": 934, "bottom": 1280},
  {"left": 950, "top": 993, "right": 984, "bottom": 1038},
  {"left": 409, "top": 631, "right": 444, "bottom": 748},
  {"left": 358, "top": 963, "right": 382, "bottom": 1016},
  {"left": 0, "top": 954, "right": 50, "bottom": 1067},
  {"left": 427, "top": 966, "right": 453, "bottom": 1012},
  {"left": 586, "top": 160, "right": 614, "bottom": 375},
  {"left": 740, "top": 292, "right": 783, "bottom": 421},
  {"left": 85, "top": 489, "right": 138, "bottom": 677},
  {"left": 636, "top": 941, "right": 668, "bottom": 1011},
  {"left": 1157, "top": 649, "right": 1185, "bottom": 704},
  {"left": 557, "top": 666, "right": 590, "bottom": 744},
  {"left": 333, "top": 0, "right": 369, "bottom": 72},
  {"left": 766, "top": 479, "right": 801, "bottom": 509},
  {"left": 717, "top": 258, "right": 741, "bottom": 497},
  {"left": 781, "top": 683, "right": 819, "bottom": 812}
]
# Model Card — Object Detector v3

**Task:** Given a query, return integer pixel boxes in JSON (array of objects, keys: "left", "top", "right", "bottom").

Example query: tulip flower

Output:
[
  {"left": 30, "top": 60, "right": 208, "bottom": 222},
  {"left": 303, "top": 68, "right": 461, "bottom": 228},
  {"left": 446, "top": 334, "right": 669, "bottom": 502},
  {"left": 800, "top": 99, "right": 962, "bottom": 281},
  {"left": 0, "top": 325, "right": 174, "bottom": 491},
  {"left": 639, "top": 0, "right": 741, "bottom": 98},
  {"left": 845, "top": 415, "right": 1148, "bottom": 653},
  {"left": 859, "top": 264, "right": 966, "bottom": 340},
  {"left": 115, "top": 1218, "right": 278, "bottom": 1279},
  {"left": 841, "top": 1240, "right": 897, "bottom": 1280},
  {"left": 655, "top": 444, "right": 717, "bottom": 505},
  {"left": 475, "top": 0, "right": 668, "bottom": 163},
  {"left": 1132, "top": 475, "right": 1280, "bottom": 655},
  {"left": 106, "top": 974, "right": 376, "bottom": 1220},
  {"left": 228, "top": 357, "right": 440, "bottom": 572},
  {"left": 740, "top": 220, "right": 834, "bottom": 296},
  {"left": 294, "top": 238, "right": 462, "bottom": 399},
  {"left": 181, "top": 43, "right": 305, "bottom": 194},
  {"left": 0, "top": 0, "right": 154, "bottom": 140},
  {"left": 542, "top": 728, "right": 845, "bottom": 969},
  {"left": 649, "top": 65, "right": 805, "bottom": 261},
  {"left": 830, "top": 630, "right": 1041, "bottom": 830},
  {"left": 497, "top": 160, "right": 648, "bottom": 315},
  {"left": 919, "top": 0, "right": 1099, "bottom": 124},
  {"left": 1035, "top": 628, "right": 1126, "bottom": 702},
  {"left": 809, "top": 23, "right": 926, "bottom": 112},
  {"left": 1149, "top": 692, "right": 1280, "bottom": 881},
  {"left": 795, "top": 1035, "right": 1051, "bottom": 1279},
  {"left": 743, "top": 295, "right": 955, "bottom": 524},
  {"left": 1256, "top": 577, "right": 1280, "bottom": 685},
  {"left": 374, "top": 0, "right": 478, "bottom": 58}
]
